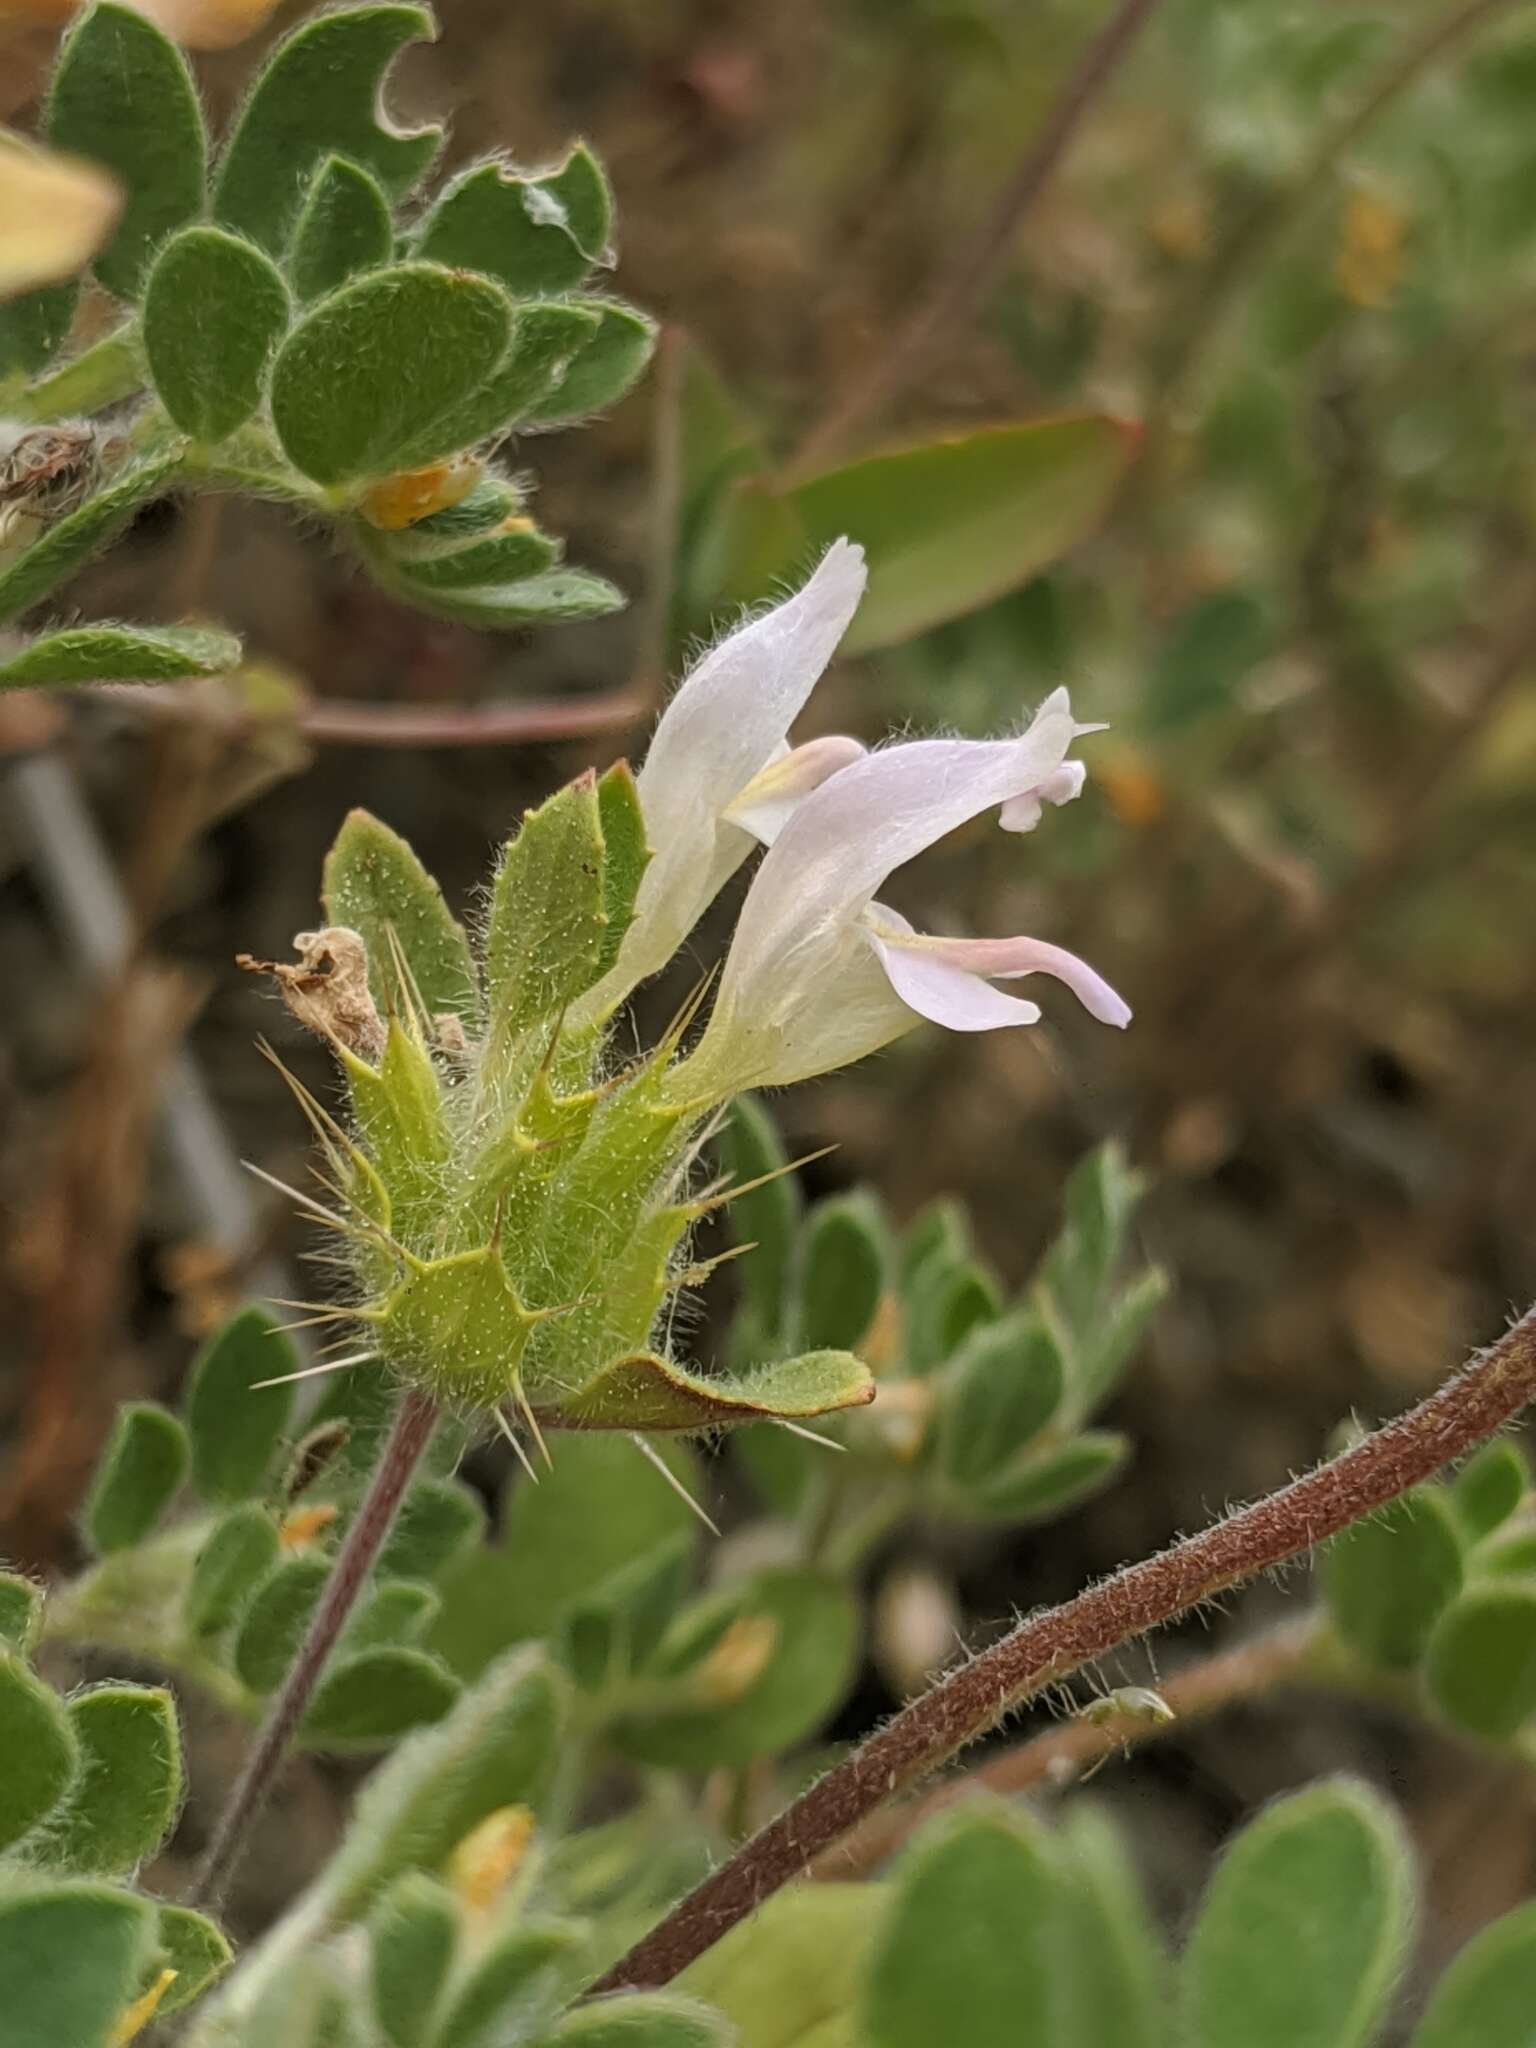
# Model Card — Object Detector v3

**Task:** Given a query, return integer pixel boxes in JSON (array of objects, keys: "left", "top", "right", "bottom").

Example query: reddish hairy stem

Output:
[
  {"left": 593, "top": 1304, "right": 1536, "bottom": 1993},
  {"left": 815, "top": 1614, "right": 1322, "bottom": 1880},
  {"left": 189, "top": 1386, "right": 439, "bottom": 1908}
]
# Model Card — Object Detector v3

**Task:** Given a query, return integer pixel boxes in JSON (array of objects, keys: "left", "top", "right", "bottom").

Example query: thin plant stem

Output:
[
  {"left": 298, "top": 686, "right": 650, "bottom": 749},
  {"left": 815, "top": 1613, "right": 1324, "bottom": 1879},
  {"left": 786, "top": 0, "right": 1169, "bottom": 478},
  {"left": 189, "top": 1385, "right": 439, "bottom": 1909},
  {"left": 591, "top": 1301, "right": 1536, "bottom": 1993}
]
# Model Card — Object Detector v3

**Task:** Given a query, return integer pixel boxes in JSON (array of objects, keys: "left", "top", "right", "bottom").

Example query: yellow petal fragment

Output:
[
  {"left": 693, "top": 1615, "right": 779, "bottom": 1707},
  {"left": 278, "top": 1501, "right": 340, "bottom": 1550},
  {"left": 358, "top": 455, "right": 484, "bottom": 532},
  {"left": 108, "top": 1969, "right": 178, "bottom": 2048},
  {"left": 446, "top": 1805, "right": 535, "bottom": 1916},
  {"left": 0, "top": 134, "right": 119, "bottom": 299}
]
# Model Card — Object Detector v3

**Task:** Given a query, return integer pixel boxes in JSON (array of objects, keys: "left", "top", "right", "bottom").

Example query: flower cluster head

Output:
[{"left": 258, "top": 541, "right": 1128, "bottom": 1452}]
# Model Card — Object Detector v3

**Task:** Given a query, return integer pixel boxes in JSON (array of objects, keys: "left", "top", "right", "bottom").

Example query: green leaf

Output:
[
  {"left": 431, "top": 1437, "right": 699, "bottom": 1679},
  {"left": 37, "top": 1684, "right": 180, "bottom": 1876},
  {"left": 319, "top": 1648, "right": 563, "bottom": 1922},
  {"left": 0, "top": 1882, "right": 153, "bottom": 2048},
  {"left": 323, "top": 808, "right": 479, "bottom": 1028},
  {"left": 938, "top": 1311, "right": 1066, "bottom": 1489},
  {"left": 0, "top": 449, "right": 181, "bottom": 623},
  {"left": 1179, "top": 1779, "right": 1415, "bottom": 2048},
  {"left": 904, "top": 1255, "right": 1001, "bottom": 1376},
  {"left": 348, "top": 1579, "right": 440, "bottom": 1653},
  {"left": 1037, "top": 1141, "right": 1145, "bottom": 1336},
  {"left": 1072, "top": 1266, "right": 1168, "bottom": 1417},
  {"left": 0, "top": 1655, "right": 77, "bottom": 1852},
  {"left": 379, "top": 1479, "right": 487, "bottom": 1582},
  {"left": 154, "top": 1903, "right": 233, "bottom": 2015},
  {"left": 968, "top": 1431, "right": 1131, "bottom": 1525},
  {"left": 270, "top": 265, "right": 513, "bottom": 486},
  {"left": 863, "top": 1804, "right": 1066, "bottom": 2048},
  {"left": 185, "top": 1306, "right": 296, "bottom": 1504},
  {"left": 389, "top": 300, "right": 600, "bottom": 461},
  {"left": 525, "top": 300, "right": 656, "bottom": 425},
  {"left": 1409, "top": 1898, "right": 1536, "bottom": 2048},
  {"left": 1480, "top": 1528, "right": 1536, "bottom": 1576},
  {"left": 486, "top": 771, "right": 608, "bottom": 1040},
  {"left": 1320, "top": 1489, "right": 1465, "bottom": 1670},
  {"left": 721, "top": 1095, "right": 802, "bottom": 1337},
  {"left": 901, "top": 1200, "right": 971, "bottom": 1289},
  {"left": 561, "top": 1532, "right": 693, "bottom": 1694},
  {"left": 1058, "top": 1806, "right": 1169, "bottom": 2048},
  {"left": 388, "top": 565, "right": 625, "bottom": 631},
  {"left": 299, "top": 1646, "right": 460, "bottom": 1750},
  {"left": 81, "top": 1402, "right": 188, "bottom": 1554},
  {"left": 369, "top": 1874, "right": 459, "bottom": 2048},
  {"left": 410, "top": 477, "right": 522, "bottom": 541},
  {"left": 0, "top": 286, "right": 77, "bottom": 379},
  {"left": 1425, "top": 1584, "right": 1536, "bottom": 1740},
  {"left": 214, "top": 4, "right": 443, "bottom": 255},
  {"left": 713, "top": 416, "right": 1133, "bottom": 654},
  {"left": 595, "top": 761, "right": 652, "bottom": 978},
  {"left": 434, "top": 1921, "right": 582, "bottom": 2048},
  {"left": 290, "top": 155, "right": 394, "bottom": 302},
  {"left": 615, "top": 1568, "right": 858, "bottom": 1770},
  {"left": 0, "top": 623, "right": 242, "bottom": 691},
  {"left": 48, "top": 2, "right": 205, "bottom": 299},
  {"left": 379, "top": 521, "right": 560, "bottom": 592},
  {"left": 540, "top": 1999, "right": 732, "bottom": 2048},
  {"left": 144, "top": 227, "right": 290, "bottom": 442},
  {"left": 795, "top": 1192, "right": 887, "bottom": 1353},
  {"left": 680, "top": 1883, "right": 881, "bottom": 2048},
  {"left": 0, "top": 1575, "right": 42, "bottom": 1657},
  {"left": 185, "top": 1502, "right": 280, "bottom": 1637},
  {"left": 234, "top": 1555, "right": 329, "bottom": 1694},
  {"left": 1452, "top": 1441, "right": 1528, "bottom": 1542},
  {"left": 548, "top": 1347, "right": 875, "bottom": 1434},
  {"left": 417, "top": 148, "right": 611, "bottom": 296}
]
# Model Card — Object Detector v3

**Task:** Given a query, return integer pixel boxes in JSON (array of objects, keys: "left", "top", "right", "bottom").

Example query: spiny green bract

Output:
[{"left": 263, "top": 785, "right": 873, "bottom": 1441}]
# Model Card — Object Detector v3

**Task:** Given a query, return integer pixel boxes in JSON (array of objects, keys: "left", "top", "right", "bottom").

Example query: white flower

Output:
[
  {"left": 587, "top": 538, "right": 868, "bottom": 1012},
  {"left": 676, "top": 691, "right": 1130, "bottom": 1096}
]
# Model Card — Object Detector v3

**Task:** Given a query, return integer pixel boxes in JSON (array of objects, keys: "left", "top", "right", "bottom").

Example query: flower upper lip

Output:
[{"left": 585, "top": 537, "right": 868, "bottom": 1012}]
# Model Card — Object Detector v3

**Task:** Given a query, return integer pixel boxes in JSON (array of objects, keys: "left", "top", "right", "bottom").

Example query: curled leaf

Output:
[{"left": 541, "top": 1348, "right": 876, "bottom": 1433}]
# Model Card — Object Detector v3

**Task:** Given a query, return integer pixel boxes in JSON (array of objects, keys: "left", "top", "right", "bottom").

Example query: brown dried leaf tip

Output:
[{"left": 237, "top": 926, "right": 385, "bottom": 1061}]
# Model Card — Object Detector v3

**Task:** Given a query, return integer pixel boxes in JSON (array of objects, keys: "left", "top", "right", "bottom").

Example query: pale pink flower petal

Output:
[
  {"left": 673, "top": 692, "right": 1128, "bottom": 1093},
  {"left": 867, "top": 906, "right": 1130, "bottom": 1031},
  {"left": 998, "top": 758, "right": 1087, "bottom": 834}
]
